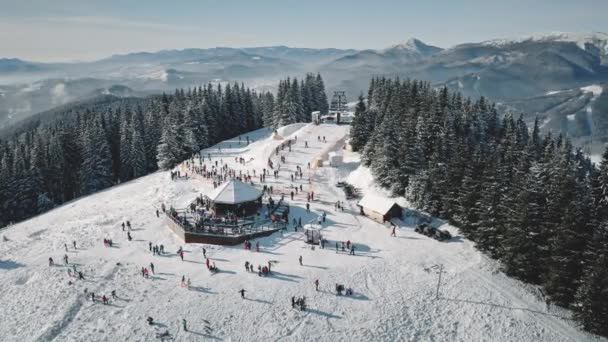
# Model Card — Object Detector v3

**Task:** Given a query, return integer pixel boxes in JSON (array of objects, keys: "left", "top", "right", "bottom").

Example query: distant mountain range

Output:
[{"left": 1, "top": 32, "right": 607, "bottom": 145}]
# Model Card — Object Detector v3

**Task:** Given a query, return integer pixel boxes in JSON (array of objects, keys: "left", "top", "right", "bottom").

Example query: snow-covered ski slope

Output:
[{"left": 0, "top": 124, "right": 602, "bottom": 342}]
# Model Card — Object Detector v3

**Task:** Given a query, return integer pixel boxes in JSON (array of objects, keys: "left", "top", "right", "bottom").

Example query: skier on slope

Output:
[
  {"left": 314, "top": 279, "right": 319, "bottom": 291},
  {"left": 48, "top": 257, "right": 54, "bottom": 266},
  {"left": 63, "top": 254, "right": 68, "bottom": 265},
  {"left": 299, "top": 256, "right": 303, "bottom": 266},
  {"left": 239, "top": 289, "right": 246, "bottom": 299},
  {"left": 182, "top": 319, "right": 188, "bottom": 332},
  {"left": 127, "top": 232, "right": 132, "bottom": 242}
]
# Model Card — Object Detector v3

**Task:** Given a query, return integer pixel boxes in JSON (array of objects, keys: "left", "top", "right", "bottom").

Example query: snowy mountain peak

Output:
[
  {"left": 482, "top": 32, "right": 608, "bottom": 54},
  {"left": 383, "top": 38, "right": 442, "bottom": 56}
]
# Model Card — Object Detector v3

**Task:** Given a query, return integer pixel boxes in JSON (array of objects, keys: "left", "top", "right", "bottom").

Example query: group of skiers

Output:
[
  {"left": 170, "top": 170, "right": 189, "bottom": 181},
  {"left": 291, "top": 296, "right": 306, "bottom": 311},
  {"left": 335, "top": 284, "right": 353, "bottom": 296},
  {"left": 83, "top": 288, "right": 117, "bottom": 305},
  {"left": 243, "top": 240, "right": 260, "bottom": 252},
  {"left": 149, "top": 242, "right": 165, "bottom": 255},
  {"left": 64, "top": 240, "right": 77, "bottom": 252},
  {"left": 121, "top": 221, "right": 132, "bottom": 231},
  {"left": 243, "top": 260, "right": 275, "bottom": 276},
  {"left": 334, "top": 240, "right": 356, "bottom": 255}
]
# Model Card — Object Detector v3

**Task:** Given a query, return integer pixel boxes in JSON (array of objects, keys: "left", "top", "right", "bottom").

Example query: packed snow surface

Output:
[{"left": 0, "top": 124, "right": 601, "bottom": 342}]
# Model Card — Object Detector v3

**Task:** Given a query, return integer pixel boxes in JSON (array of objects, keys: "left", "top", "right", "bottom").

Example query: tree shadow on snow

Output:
[
  {"left": 440, "top": 297, "right": 572, "bottom": 320},
  {"left": 207, "top": 258, "right": 230, "bottom": 262},
  {"left": 246, "top": 297, "right": 273, "bottom": 305},
  {"left": 209, "top": 269, "right": 236, "bottom": 275},
  {"left": 444, "top": 236, "right": 464, "bottom": 243},
  {"left": 302, "top": 264, "right": 329, "bottom": 270},
  {"left": 187, "top": 330, "right": 221, "bottom": 340},
  {"left": 306, "top": 308, "right": 342, "bottom": 319},
  {"left": 157, "top": 272, "right": 175, "bottom": 276},
  {"left": 189, "top": 286, "right": 217, "bottom": 294},
  {"left": 343, "top": 293, "right": 370, "bottom": 301},
  {"left": 0, "top": 259, "right": 25, "bottom": 270},
  {"left": 267, "top": 270, "right": 303, "bottom": 282},
  {"left": 395, "top": 236, "right": 422, "bottom": 240}
]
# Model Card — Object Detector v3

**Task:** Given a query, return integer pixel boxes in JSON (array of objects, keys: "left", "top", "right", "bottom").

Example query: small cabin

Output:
[{"left": 357, "top": 194, "right": 402, "bottom": 223}]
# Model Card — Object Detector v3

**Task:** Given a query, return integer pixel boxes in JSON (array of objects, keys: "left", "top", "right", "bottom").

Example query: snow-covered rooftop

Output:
[
  {"left": 357, "top": 193, "right": 399, "bottom": 215},
  {"left": 206, "top": 179, "right": 262, "bottom": 204}
]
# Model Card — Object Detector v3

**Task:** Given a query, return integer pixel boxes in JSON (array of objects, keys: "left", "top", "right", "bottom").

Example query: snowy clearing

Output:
[
  {"left": 0, "top": 124, "right": 601, "bottom": 342},
  {"left": 580, "top": 84, "right": 603, "bottom": 97}
]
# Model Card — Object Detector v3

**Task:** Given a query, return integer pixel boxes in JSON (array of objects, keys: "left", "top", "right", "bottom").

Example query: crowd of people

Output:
[{"left": 43, "top": 129, "right": 369, "bottom": 338}]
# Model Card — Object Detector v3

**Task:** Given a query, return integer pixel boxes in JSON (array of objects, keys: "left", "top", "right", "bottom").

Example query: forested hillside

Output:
[
  {"left": 0, "top": 73, "right": 328, "bottom": 228},
  {"left": 351, "top": 77, "right": 608, "bottom": 337}
]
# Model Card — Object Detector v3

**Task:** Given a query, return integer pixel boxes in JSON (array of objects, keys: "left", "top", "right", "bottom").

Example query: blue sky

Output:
[{"left": 1, "top": 0, "right": 606, "bottom": 61}]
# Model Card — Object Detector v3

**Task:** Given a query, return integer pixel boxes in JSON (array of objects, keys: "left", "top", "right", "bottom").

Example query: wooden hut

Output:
[{"left": 357, "top": 193, "right": 402, "bottom": 223}]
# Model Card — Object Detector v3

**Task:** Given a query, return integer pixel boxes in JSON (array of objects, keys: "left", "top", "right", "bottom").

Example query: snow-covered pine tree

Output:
[
  {"left": 130, "top": 114, "right": 147, "bottom": 178},
  {"left": 156, "top": 115, "right": 181, "bottom": 170},
  {"left": 544, "top": 148, "right": 593, "bottom": 306},
  {"left": 80, "top": 118, "right": 113, "bottom": 194},
  {"left": 574, "top": 221, "right": 608, "bottom": 336},
  {"left": 349, "top": 94, "right": 370, "bottom": 152},
  {"left": 119, "top": 111, "right": 133, "bottom": 181},
  {"left": 314, "top": 73, "right": 329, "bottom": 114}
]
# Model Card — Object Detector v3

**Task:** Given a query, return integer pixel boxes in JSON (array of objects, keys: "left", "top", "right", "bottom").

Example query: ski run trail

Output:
[{"left": 0, "top": 123, "right": 604, "bottom": 342}]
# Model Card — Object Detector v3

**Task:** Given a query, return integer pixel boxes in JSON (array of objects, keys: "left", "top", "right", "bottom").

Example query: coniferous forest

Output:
[
  {"left": 350, "top": 77, "right": 608, "bottom": 337},
  {"left": 0, "top": 73, "right": 328, "bottom": 228}
]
